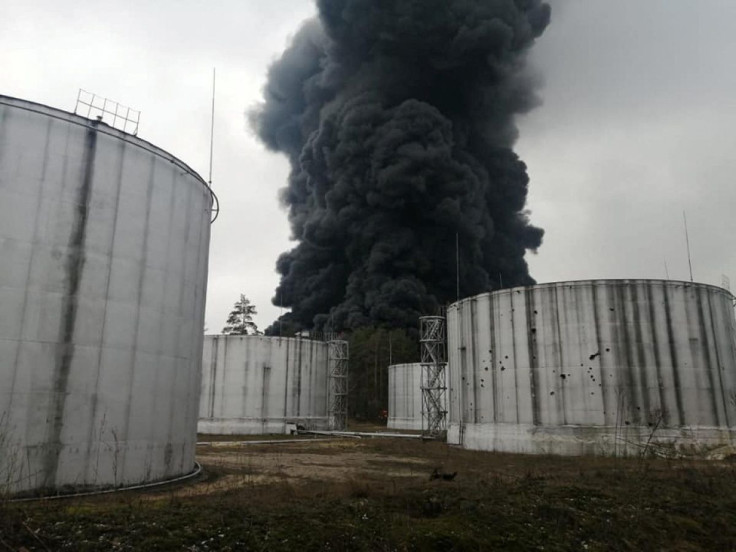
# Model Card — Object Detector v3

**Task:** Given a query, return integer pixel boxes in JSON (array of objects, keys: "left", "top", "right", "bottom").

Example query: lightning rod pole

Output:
[
  {"left": 683, "top": 211, "right": 694, "bottom": 282},
  {"left": 208, "top": 68, "right": 216, "bottom": 187}
]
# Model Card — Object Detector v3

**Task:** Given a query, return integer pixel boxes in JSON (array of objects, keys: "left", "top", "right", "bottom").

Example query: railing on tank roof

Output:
[{"left": 74, "top": 89, "right": 140, "bottom": 135}]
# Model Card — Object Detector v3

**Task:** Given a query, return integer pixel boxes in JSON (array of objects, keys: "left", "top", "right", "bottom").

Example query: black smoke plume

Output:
[{"left": 251, "top": 0, "right": 550, "bottom": 332}]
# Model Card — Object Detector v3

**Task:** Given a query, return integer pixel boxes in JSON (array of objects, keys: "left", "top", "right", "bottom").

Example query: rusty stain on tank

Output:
[{"left": 43, "top": 118, "right": 99, "bottom": 488}]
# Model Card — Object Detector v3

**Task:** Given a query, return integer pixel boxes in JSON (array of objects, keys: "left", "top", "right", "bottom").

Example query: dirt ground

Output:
[{"left": 3, "top": 435, "right": 736, "bottom": 550}]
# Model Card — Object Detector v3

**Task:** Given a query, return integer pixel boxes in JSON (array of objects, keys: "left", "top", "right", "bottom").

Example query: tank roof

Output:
[
  {"left": 449, "top": 278, "right": 735, "bottom": 310},
  {"left": 0, "top": 94, "right": 210, "bottom": 192}
]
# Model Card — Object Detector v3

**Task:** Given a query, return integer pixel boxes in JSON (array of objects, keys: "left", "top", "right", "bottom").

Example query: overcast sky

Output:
[{"left": 2, "top": 1, "right": 734, "bottom": 332}]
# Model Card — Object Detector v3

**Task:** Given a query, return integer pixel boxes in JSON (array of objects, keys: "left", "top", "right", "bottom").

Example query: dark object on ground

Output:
[{"left": 430, "top": 468, "right": 457, "bottom": 481}]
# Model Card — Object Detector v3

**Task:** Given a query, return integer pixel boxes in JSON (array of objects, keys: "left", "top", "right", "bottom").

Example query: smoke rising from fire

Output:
[{"left": 251, "top": 0, "right": 551, "bottom": 332}]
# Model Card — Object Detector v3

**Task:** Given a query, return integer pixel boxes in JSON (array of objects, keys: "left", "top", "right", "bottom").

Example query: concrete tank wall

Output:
[
  {"left": 0, "top": 96, "right": 212, "bottom": 495},
  {"left": 388, "top": 363, "right": 423, "bottom": 431},
  {"left": 447, "top": 280, "right": 736, "bottom": 456},
  {"left": 198, "top": 335, "right": 330, "bottom": 434}
]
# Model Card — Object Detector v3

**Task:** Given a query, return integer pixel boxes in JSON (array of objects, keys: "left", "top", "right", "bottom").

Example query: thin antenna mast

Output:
[
  {"left": 683, "top": 211, "right": 694, "bottom": 282},
  {"left": 664, "top": 259, "right": 670, "bottom": 280},
  {"left": 208, "top": 68, "right": 216, "bottom": 186},
  {"left": 455, "top": 232, "right": 460, "bottom": 302},
  {"left": 389, "top": 332, "right": 393, "bottom": 366}
]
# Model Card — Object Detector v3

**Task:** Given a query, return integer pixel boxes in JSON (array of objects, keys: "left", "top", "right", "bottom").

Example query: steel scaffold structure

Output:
[
  {"left": 420, "top": 316, "right": 447, "bottom": 439},
  {"left": 327, "top": 339, "right": 349, "bottom": 431}
]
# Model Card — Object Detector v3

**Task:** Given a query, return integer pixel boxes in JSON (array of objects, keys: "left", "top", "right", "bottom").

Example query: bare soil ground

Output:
[{"left": 2, "top": 436, "right": 736, "bottom": 550}]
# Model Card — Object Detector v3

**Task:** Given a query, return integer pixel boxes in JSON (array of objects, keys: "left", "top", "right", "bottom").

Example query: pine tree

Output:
[{"left": 222, "top": 294, "right": 260, "bottom": 335}]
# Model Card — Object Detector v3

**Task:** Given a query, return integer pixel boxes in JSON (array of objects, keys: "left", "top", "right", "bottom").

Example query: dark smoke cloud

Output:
[{"left": 251, "top": 0, "right": 550, "bottom": 332}]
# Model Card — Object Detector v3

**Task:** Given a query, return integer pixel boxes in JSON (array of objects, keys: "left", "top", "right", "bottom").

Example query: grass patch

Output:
[{"left": 2, "top": 438, "right": 736, "bottom": 550}]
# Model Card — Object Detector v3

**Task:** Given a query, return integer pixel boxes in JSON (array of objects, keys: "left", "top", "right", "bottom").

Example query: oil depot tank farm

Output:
[
  {"left": 0, "top": 96, "right": 213, "bottom": 495},
  {"left": 198, "top": 335, "right": 330, "bottom": 435},
  {"left": 388, "top": 363, "right": 423, "bottom": 431},
  {"left": 447, "top": 279, "right": 736, "bottom": 456}
]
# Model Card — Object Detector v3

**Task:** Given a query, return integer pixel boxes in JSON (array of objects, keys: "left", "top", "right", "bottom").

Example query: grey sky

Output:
[
  {"left": 519, "top": 0, "right": 736, "bottom": 292},
  {"left": 2, "top": 1, "right": 734, "bottom": 332}
]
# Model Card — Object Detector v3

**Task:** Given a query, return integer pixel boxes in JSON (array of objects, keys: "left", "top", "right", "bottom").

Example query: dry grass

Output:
[{"left": 2, "top": 436, "right": 736, "bottom": 550}]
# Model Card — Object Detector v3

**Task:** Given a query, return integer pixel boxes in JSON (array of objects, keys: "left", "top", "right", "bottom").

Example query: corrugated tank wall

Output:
[
  {"left": 447, "top": 280, "right": 736, "bottom": 456},
  {"left": 0, "top": 96, "right": 212, "bottom": 495},
  {"left": 198, "top": 335, "right": 330, "bottom": 434},
  {"left": 388, "top": 363, "right": 423, "bottom": 431}
]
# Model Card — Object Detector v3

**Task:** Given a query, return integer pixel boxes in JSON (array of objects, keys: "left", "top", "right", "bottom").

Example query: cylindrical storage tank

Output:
[
  {"left": 199, "top": 335, "right": 330, "bottom": 434},
  {"left": 447, "top": 279, "right": 736, "bottom": 456},
  {"left": 0, "top": 97, "right": 212, "bottom": 495},
  {"left": 388, "top": 363, "right": 423, "bottom": 431}
]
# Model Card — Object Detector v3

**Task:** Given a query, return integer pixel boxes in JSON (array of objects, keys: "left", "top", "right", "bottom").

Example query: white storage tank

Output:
[
  {"left": 0, "top": 96, "right": 213, "bottom": 495},
  {"left": 199, "top": 335, "right": 330, "bottom": 434},
  {"left": 388, "top": 363, "right": 423, "bottom": 431},
  {"left": 447, "top": 279, "right": 736, "bottom": 456}
]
